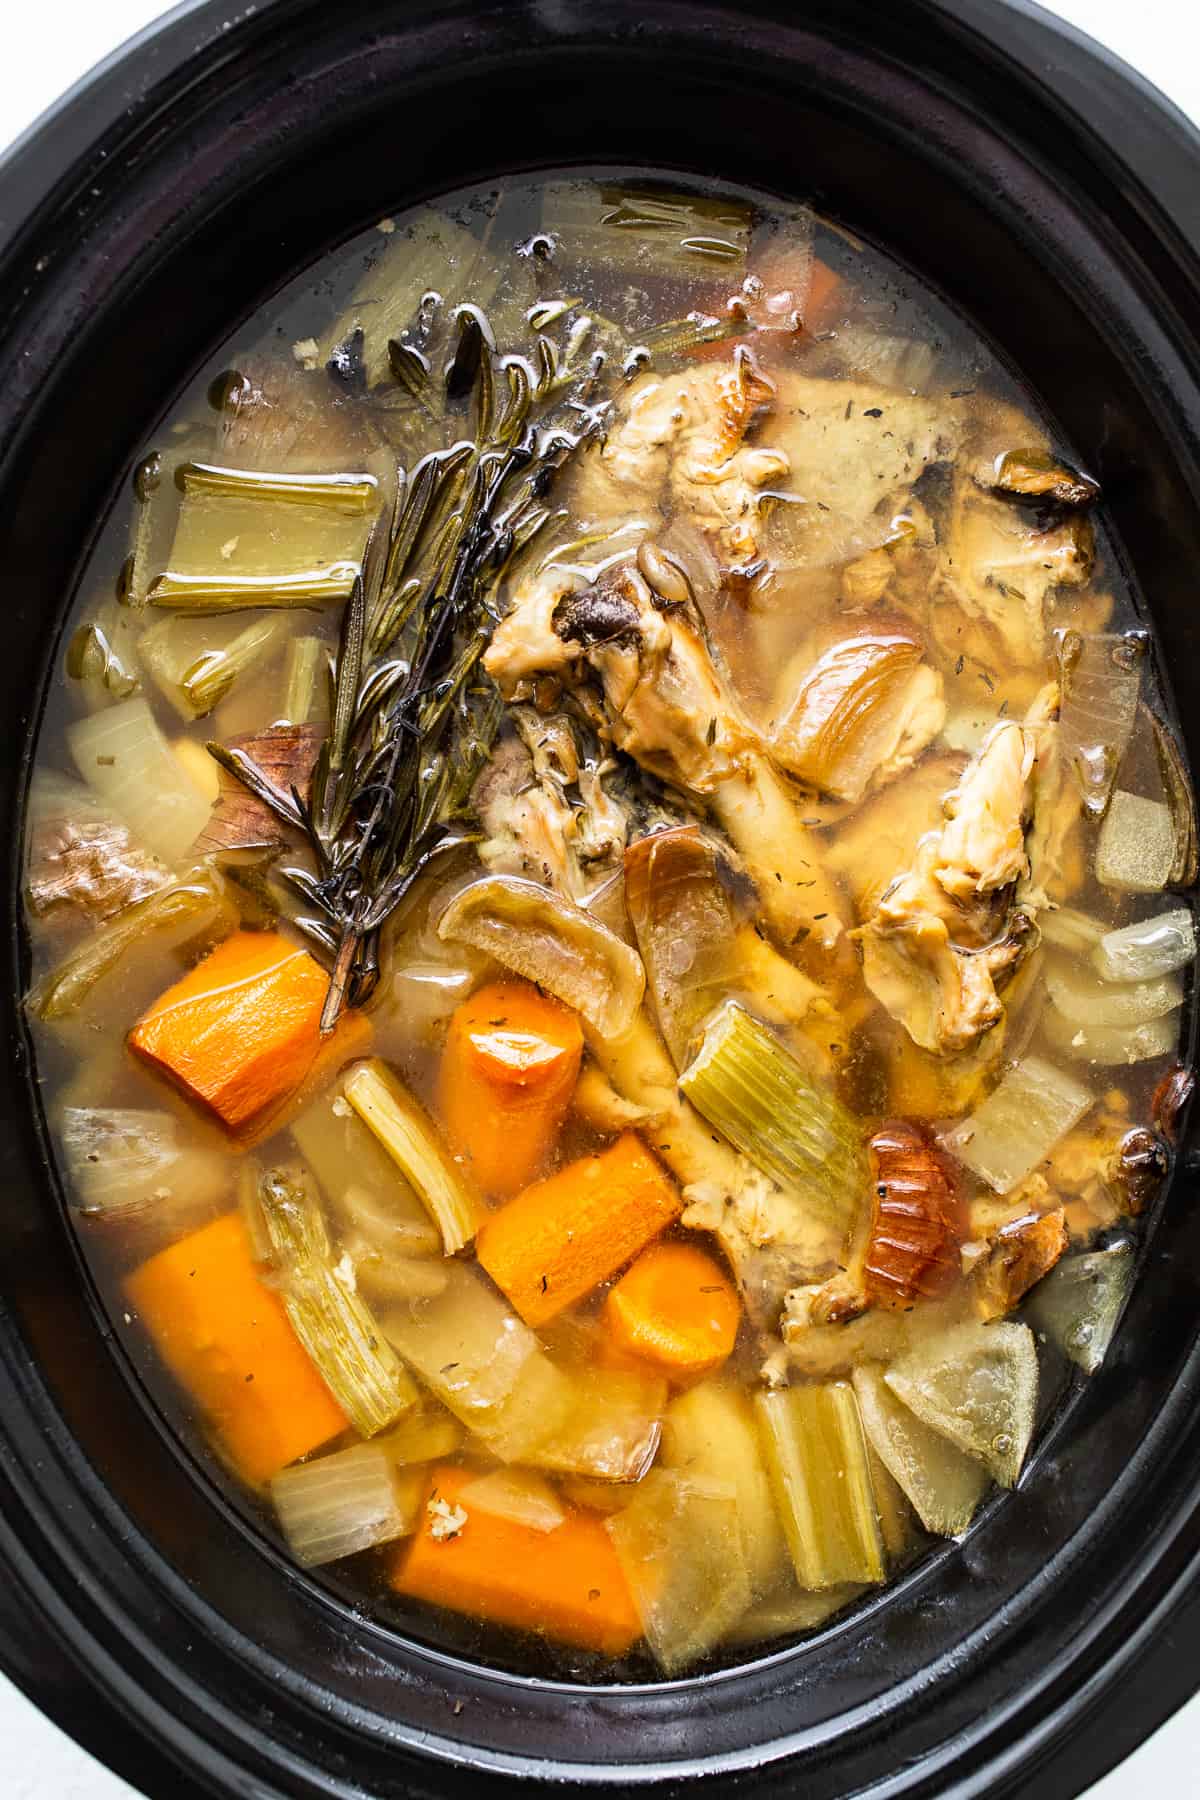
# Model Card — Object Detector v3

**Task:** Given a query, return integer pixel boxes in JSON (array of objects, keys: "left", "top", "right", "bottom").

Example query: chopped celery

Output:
[
  {"left": 753, "top": 1385, "right": 885, "bottom": 1589},
  {"left": 1093, "top": 909, "right": 1196, "bottom": 983},
  {"left": 381, "top": 1263, "right": 572, "bottom": 1461},
  {"left": 281, "top": 634, "right": 328, "bottom": 725},
  {"left": 69, "top": 696, "right": 214, "bottom": 864},
  {"left": 1043, "top": 1006, "right": 1181, "bottom": 1066},
  {"left": 853, "top": 1366, "right": 988, "bottom": 1536},
  {"left": 459, "top": 1468, "right": 566, "bottom": 1533},
  {"left": 139, "top": 614, "right": 282, "bottom": 719},
  {"left": 29, "top": 869, "right": 233, "bottom": 1021},
  {"left": 58, "top": 1106, "right": 231, "bottom": 1223},
  {"left": 679, "top": 1002, "right": 865, "bottom": 1236},
  {"left": 1096, "top": 791, "right": 1176, "bottom": 894},
  {"left": 544, "top": 181, "right": 753, "bottom": 278},
  {"left": 663, "top": 1380, "right": 791, "bottom": 1600},
  {"left": 1056, "top": 630, "right": 1143, "bottom": 817},
  {"left": 528, "top": 1367, "right": 665, "bottom": 1483},
  {"left": 866, "top": 1444, "right": 918, "bottom": 1559},
  {"left": 379, "top": 1406, "right": 463, "bottom": 1465},
  {"left": 884, "top": 1319, "right": 1037, "bottom": 1488},
  {"left": 1045, "top": 957, "right": 1182, "bottom": 1030},
  {"left": 607, "top": 1470, "right": 752, "bottom": 1673},
  {"left": 290, "top": 1088, "right": 442, "bottom": 1258},
  {"left": 271, "top": 1444, "right": 425, "bottom": 1566},
  {"left": 254, "top": 1165, "right": 419, "bottom": 1436},
  {"left": 148, "top": 464, "right": 377, "bottom": 612},
  {"left": 436, "top": 874, "right": 644, "bottom": 1040},
  {"left": 343, "top": 1061, "right": 480, "bottom": 1254},
  {"left": 725, "top": 1579, "right": 862, "bottom": 1645},
  {"left": 1026, "top": 1241, "right": 1135, "bottom": 1374},
  {"left": 939, "top": 1055, "right": 1091, "bottom": 1194}
]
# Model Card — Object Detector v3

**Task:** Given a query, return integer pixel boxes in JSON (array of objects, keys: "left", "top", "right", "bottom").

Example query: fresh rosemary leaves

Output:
[{"left": 208, "top": 301, "right": 609, "bottom": 1029}]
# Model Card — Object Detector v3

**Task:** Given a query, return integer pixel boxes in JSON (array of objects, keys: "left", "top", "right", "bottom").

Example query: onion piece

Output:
[
  {"left": 1025, "top": 1240, "right": 1135, "bottom": 1374},
  {"left": 884, "top": 1319, "right": 1037, "bottom": 1488},
  {"left": 1093, "top": 909, "right": 1195, "bottom": 983},
  {"left": 271, "top": 1444, "right": 425, "bottom": 1567},
  {"left": 1096, "top": 791, "right": 1176, "bottom": 894},
  {"left": 1148, "top": 708, "right": 1199, "bottom": 888},
  {"left": 1038, "top": 907, "right": 1105, "bottom": 954},
  {"left": 69, "top": 696, "right": 214, "bottom": 865},
  {"left": 770, "top": 635, "right": 938, "bottom": 804},
  {"left": 939, "top": 1054, "right": 1091, "bottom": 1194},
  {"left": 436, "top": 874, "right": 644, "bottom": 1040},
  {"left": 1043, "top": 1005, "right": 1180, "bottom": 1066},
  {"left": 1045, "top": 956, "right": 1182, "bottom": 1029},
  {"left": 852, "top": 1366, "right": 988, "bottom": 1537},
  {"left": 1056, "top": 630, "right": 1144, "bottom": 817},
  {"left": 623, "top": 826, "right": 740, "bottom": 1069},
  {"left": 342, "top": 1060, "right": 480, "bottom": 1255},
  {"left": 458, "top": 1468, "right": 566, "bottom": 1534},
  {"left": 606, "top": 1469, "right": 752, "bottom": 1673},
  {"left": 58, "top": 1106, "right": 230, "bottom": 1221}
]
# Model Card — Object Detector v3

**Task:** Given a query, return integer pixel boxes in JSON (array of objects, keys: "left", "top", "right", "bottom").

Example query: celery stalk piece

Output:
[
  {"left": 139, "top": 614, "right": 283, "bottom": 720},
  {"left": 1092, "top": 909, "right": 1196, "bottom": 983},
  {"left": 939, "top": 1054, "right": 1091, "bottom": 1194},
  {"left": 342, "top": 1060, "right": 480, "bottom": 1254},
  {"left": 866, "top": 1444, "right": 918, "bottom": 1559},
  {"left": 725, "top": 1579, "right": 863, "bottom": 1646},
  {"left": 271, "top": 1444, "right": 425, "bottom": 1566},
  {"left": 884, "top": 1320, "right": 1037, "bottom": 1488},
  {"left": 1026, "top": 1241, "right": 1135, "bottom": 1374},
  {"left": 1043, "top": 1005, "right": 1181, "bottom": 1067},
  {"left": 381, "top": 1263, "right": 573, "bottom": 1462},
  {"left": 753, "top": 1384, "right": 885, "bottom": 1589},
  {"left": 148, "top": 464, "right": 378, "bottom": 613},
  {"left": 254, "top": 1165, "right": 419, "bottom": 1437},
  {"left": 1096, "top": 791, "right": 1176, "bottom": 893},
  {"left": 662, "top": 1381, "right": 791, "bottom": 1602},
  {"left": 607, "top": 1470, "right": 752, "bottom": 1673},
  {"left": 29, "top": 869, "right": 233, "bottom": 1021},
  {"left": 679, "top": 1001, "right": 866, "bottom": 1236},
  {"left": 1045, "top": 956, "right": 1182, "bottom": 1029},
  {"left": 69, "top": 696, "right": 214, "bottom": 864},
  {"left": 281, "top": 634, "right": 329, "bottom": 725},
  {"left": 853, "top": 1366, "right": 989, "bottom": 1536},
  {"left": 525, "top": 1367, "right": 665, "bottom": 1484}
]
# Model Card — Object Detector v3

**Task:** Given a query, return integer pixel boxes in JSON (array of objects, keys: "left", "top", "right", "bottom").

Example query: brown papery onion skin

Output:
[{"left": 864, "top": 1120, "right": 963, "bottom": 1310}]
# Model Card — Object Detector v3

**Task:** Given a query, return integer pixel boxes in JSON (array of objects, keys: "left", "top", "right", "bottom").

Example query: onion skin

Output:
[
  {"left": 1152, "top": 1064, "right": 1195, "bottom": 1146},
  {"left": 864, "top": 1121, "right": 962, "bottom": 1310}
]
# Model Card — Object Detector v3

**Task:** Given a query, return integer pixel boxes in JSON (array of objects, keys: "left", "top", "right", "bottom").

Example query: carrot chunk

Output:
[
  {"left": 125, "top": 1212, "right": 347, "bottom": 1484},
  {"left": 603, "top": 1241, "right": 740, "bottom": 1381},
  {"left": 128, "top": 929, "right": 371, "bottom": 1145},
  {"left": 476, "top": 1133, "right": 682, "bottom": 1328},
  {"left": 390, "top": 1464, "right": 641, "bottom": 1655},
  {"left": 437, "top": 979, "right": 583, "bottom": 1198}
]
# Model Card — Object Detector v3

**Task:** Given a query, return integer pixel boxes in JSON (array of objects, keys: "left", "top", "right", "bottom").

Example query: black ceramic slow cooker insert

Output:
[{"left": 1, "top": 1, "right": 1200, "bottom": 1795}]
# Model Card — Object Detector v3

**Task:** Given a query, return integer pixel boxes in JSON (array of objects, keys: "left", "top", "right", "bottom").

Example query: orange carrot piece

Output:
[
  {"left": 129, "top": 930, "right": 371, "bottom": 1146},
  {"left": 390, "top": 1464, "right": 641, "bottom": 1655},
  {"left": 476, "top": 1133, "right": 682, "bottom": 1328},
  {"left": 603, "top": 1241, "right": 740, "bottom": 1381},
  {"left": 125, "top": 1212, "right": 347, "bottom": 1485},
  {"left": 800, "top": 256, "right": 844, "bottom": 331},
  {"left": 687, "top": 252, "right": 845, "bottom": 361},
  {"left": 437, "top": 979, "right": 583, "bottom": 1199}
]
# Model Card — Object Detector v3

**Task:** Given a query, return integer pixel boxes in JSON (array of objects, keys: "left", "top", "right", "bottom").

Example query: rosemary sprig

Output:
[{"left": 208, "top": 301, "right": 609, "bottom": 1030}]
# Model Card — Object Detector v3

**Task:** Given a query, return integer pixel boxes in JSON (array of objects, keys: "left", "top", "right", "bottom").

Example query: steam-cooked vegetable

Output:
[
  {"left": 884, "top": 1319, "right": 1037, "bottom": 1487},
  {"left": 1093, "top": 909, "right": 1195, "bottom": 983},
  {"left": 437, "top": 875, "right": 644, "bottom": 1039},
  {"left": 1039, "top": 907, "right": 1105, "bottom": 953},
  {"left": 290, "top": 1089, "right": 441, "bottom": 1260},
  {"left": 271, "top": 1444, "right": 425, "bottom": 1566},
  {"left": 1045, "top": 957, "right": 1183, "bottom": 1029},
  {"left": 544, "top": 181, "right": 754, "bottom": 277},
  {"left": 58, "top": 1106, "right": 230, "bottom": 1222},
  {"left": 753, "top": 1384, "right": 885, "bottom": 1589},
  {"left": 770, "top": 634, "right": 943, "bottom": 804},
  {"left": 391, "top": 1463, "right": 641, "bottom": 1656},
  {"left": 29, "top": 868, "right": 234, "bottom": 1021},
  {"left": 662, "top": 1381, "right": 791, "bottom": 1600},
  {"left": 281, "top": 634, "right": 328, "bottom": 724},
  {"left": 679, "top": 1002, "right": 865, "bottom": 1237},
  {"left": 380, "top": 1406, "right": 463, "bottom": 1466},
  {"left": 125, "top": 1212, "right": 347, "bottom": 1484},
  {"left": 476, "top": 1134, "right": 681, "bottom": 1327},
  {"left": 623, "top": 827, "right": 740, "bottom": 1069},
  {"left": 940, "top": 1056, "right": 1092, "bottom": 1194},
  {"left": 603, "top": 1241, "right": 740, "bottom": 1381},
  {"left": 26, "top": 773, "right": 169, "bottom": 927},
  {"left": 1026, "top": 1240, "right": 1135, "bottom": 1373},
  {"left": 1043, "top": 1005, "right": 1181, "bottom": 1066},
  {"left": 139, "top": 615, "right": 283, "bottom": 719},
  {"left": 607, "top": 1469, "right": 752, "bottom": 1671},
  {"left": 527, "top": 1366, "right": 666, "bottom": 1483},
  {"left": 1056, "top": 631, "right": 1144, "bottom": 816},
  {"left": 69, "top": 696, "right": 214, "bottom": 864},
  {"left": 130, "top": 930, "right": 373, "bottom": 1145},
  {"left": 852, "top": 1366, "right": 988, "bottom": 1536},
  {"left": 251, "top": 1164, "right": 419, "bottom": 1436},
  {"left": 1096, "top": 791, "right": 1176, "bottom": 893},
  {"left": 725, "top": 1582, "right": 862, "bottom": 1645},
  {"left": 343, "top": 1060, "right": 480, "bottom": 1254},
  {"left": 459, "top": 1468, "right": 567, "bottom": 1534}
]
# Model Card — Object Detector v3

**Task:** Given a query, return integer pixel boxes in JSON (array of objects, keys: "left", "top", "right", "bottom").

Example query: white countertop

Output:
[{"left": 3, "top": 1, "right": 1199, "bottom": 1793}]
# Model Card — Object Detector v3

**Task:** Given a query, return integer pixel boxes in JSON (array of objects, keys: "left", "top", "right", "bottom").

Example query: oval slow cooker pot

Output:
[{"left": 2, "top": 1, "right": 1200, "bottom": 1794}]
